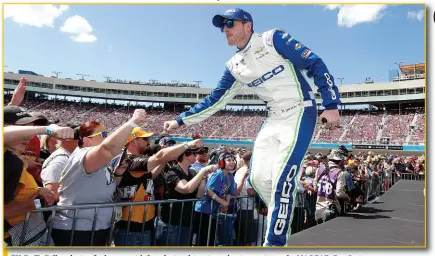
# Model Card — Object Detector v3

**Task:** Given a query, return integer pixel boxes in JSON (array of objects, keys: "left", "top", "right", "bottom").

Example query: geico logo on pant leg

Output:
[
  {"left": 274, "top": 164, "right": 298, "bottom": 236},
  {"left": 247, "top": 65, "right": 285, "bottom": 87}
]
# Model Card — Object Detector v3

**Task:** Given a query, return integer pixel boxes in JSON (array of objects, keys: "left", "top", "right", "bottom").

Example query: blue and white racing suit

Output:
[{"left": 175, "top": 28, "right": 341, "bottom": 246}]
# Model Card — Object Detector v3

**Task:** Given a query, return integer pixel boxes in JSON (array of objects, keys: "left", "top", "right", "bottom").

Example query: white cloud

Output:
[
  {"left": 407, "top": 10, "right": 424, "bottom": 21},
  {"left": 325, "top": 4, "right": 387, "bottom": 28},
  {"left": 4, "top": 4, "right": 69, "bottom": 28},
  {"left": 108, "top": 45, "right": 113, "bottom": 52},
  {"left": 60, "top": 15, "right": 97, "bottom": 43},
  {"left": 72, "top": 33, "right": 97, "bottom": 43}
]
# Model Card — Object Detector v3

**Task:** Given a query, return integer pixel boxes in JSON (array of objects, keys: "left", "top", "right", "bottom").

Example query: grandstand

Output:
[
  {"left": 3, "top": 66, "right": 425, "bottom": 146},
  {"left": 392, "top": 63, "right": 425, "bottom": 82}
]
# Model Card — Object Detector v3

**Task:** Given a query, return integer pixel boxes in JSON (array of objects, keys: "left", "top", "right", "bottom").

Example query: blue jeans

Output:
[
  {"left": 113, "top": 227, "right": 152, "bottom": 246},
  {"left": 155, "top": 219, "right": 191, "bottom": 246},
  {"left": 217, "top": 213, "right": 236, "bottom": 246}
]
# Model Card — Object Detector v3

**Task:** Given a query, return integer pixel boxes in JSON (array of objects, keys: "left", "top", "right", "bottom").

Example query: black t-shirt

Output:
[
  {"left": 161, "top": 165, "right": 198, "bottom": 227},
  {"left": 39, "top": 149, "right": 51, "bottom": 161},
  {"left": 4, "top": 149, "right": 24, "bottom": 203},
  {"left": 153, "top": 162, "right": 175, "bottom": 200},
  {"left": 405, "top": 162, "right": 414, "bottom": 173},
  {"left": 395, "top": 163, "right": 405, "bottom": 173},
  {"left": 115, "top": 155, "right": 155, "bottom": 232}
]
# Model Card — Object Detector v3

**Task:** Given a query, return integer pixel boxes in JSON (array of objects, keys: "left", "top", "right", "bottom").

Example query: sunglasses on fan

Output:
[{"left": 87, "top": 131, "right": 109, "bottom": 139}]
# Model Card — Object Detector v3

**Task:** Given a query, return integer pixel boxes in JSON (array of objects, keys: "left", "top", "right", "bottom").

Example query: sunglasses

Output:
[
  {"left": 87, "top": 131, "right": 109, "bottom": 139},
  {"left": 185, "top": 151, "right": 198, "bottom": 157},
  {"left": 220, "top": 19, "right": 246, "bottom": 32}
]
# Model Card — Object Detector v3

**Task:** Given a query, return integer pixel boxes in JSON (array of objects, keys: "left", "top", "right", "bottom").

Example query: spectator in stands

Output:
[
  {"left": 314, "top": 150, "right": 349, "bottom": 223},
  {"left": 41, "top": 122, "right": 80, "bottom": 202},
  {"left": 416, "top": 159, "right": 424, "bottom": 176},
  {"left": 291, "top": 179, "right": 307, "bottom": 235},
  {"left": 39, "top": 135, "right": 58, "bottom": 161},
  {"left": 50, "top": 109, "right": 147, "bottom": 246},
  {"left": 191, "top": 152, "right": 237, "bottom": 246},
  {"left": 344, "top": 165, "right": 363, "bottom": 211},
  {"left": 381, "top": 157, "right": 393, "bottom": 192},
  {"left": 156, "top": 147, "right": 215, "bottom": 246},
  {"left": 393, "top": 157, "right": 405, "bottom": 177},
  {"left": 111, "top": 127, "right": 159, "bottom": 246},
  {"left": 234, "top": 151, "right": 255, "bottom": 246},
  {"left": 20, "top": 112, "right": 51, "bottom": 187},
  {"left": 22, "top": 136, "right": 44, "bottom": 187},
  {"left": 404, "top": 158, "right": 415, "bottom": 174},
  {"left": 3, "top": 110, "right": 74, "bottom": 246},
  {"left": 300, "top": 164, "right": 316, "bottom": 228},
  {"left": 4, "top": 105, "right": 56, "bottom": 193},
  {"left": 190, "top": 146, "right": 210, "bottom": 173}
]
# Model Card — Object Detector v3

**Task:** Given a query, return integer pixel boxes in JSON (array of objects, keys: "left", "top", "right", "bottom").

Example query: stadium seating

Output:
[
  {"left": 340, "top": 111, "right": 383, "bottom": 144},
  {"left": 381, "top": 110, "right": 415, "bottom": 144},
  {"left": 4, "top": 98, "right": 424, "bottom": 144}
]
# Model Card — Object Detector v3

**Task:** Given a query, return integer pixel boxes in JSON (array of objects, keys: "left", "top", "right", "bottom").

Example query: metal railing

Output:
[{"left": 6, "top": 171, "right": 420, "bottom": 247}]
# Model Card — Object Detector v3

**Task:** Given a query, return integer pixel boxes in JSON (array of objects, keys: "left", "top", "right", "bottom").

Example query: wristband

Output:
[
  {"left": 212, "top": 194, "right": 217, "bottom": 200},
  {"left": 128, "top": 120, "right": 139, "bottom": 128},
  {"left": 45, "top": 127, "right": 54, "bottom": 136},
  {"left": 34, "top": 199, "right": 42, "bottom": 209},
  {"left": 183, "top": 142, "right": 189, "bottom": 150}
]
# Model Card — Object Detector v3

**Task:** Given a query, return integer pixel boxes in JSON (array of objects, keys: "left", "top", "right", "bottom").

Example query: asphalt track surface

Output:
[{"left": 286, "top": 179, "right": 425, "bottom": 246}]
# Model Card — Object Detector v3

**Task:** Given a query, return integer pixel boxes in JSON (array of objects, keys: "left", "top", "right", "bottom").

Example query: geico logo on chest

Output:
[
  {"left": 274, "top": 164, "right": 298, "bottom": 236},
  {"left": 246, "top": 65, "right": 285, "bottom": 87}
]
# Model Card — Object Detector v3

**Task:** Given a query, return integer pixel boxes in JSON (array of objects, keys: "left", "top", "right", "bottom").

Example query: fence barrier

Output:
[{"left": 5, "top": 171, "right": 422, "bottom": 247}]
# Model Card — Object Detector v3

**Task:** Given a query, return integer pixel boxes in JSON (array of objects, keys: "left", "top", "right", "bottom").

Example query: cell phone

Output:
[{"left": 116, "top": 148, "right": 128, "bottom": 168}]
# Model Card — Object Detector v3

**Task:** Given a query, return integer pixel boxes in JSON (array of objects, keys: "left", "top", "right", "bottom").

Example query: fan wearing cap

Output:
[
  {"left": 163, "top": 7, "right": 341, "bottom": 246},
  {"left": 156, "top": 147, "right": 216, "bottom": 246},
  {"left": 112, "top": 130, "right": 206, "bottom": 246},
  {"left": 109, "top": 127, "right": 157, "bottom": 246},
  {"left": 190, "top": 146, "right": 210, "bottom": 173},
  {"left": 313, "top": 150, "right": 349, "bottom": 223},
  {"left": 4, "top": 107, "right": 75, "bottom": 203},
  {"left": 3, "top": 107, "right": 75, "bottom": 246},
  {"left": 158, "top": 136, "right": 177, "bottom": 148},
  {"left": 47, "top": 109, "right": 147, "bottom": 246},
  {"left": 40, "top": 122, "right": 81, "bottom": 202},
  {"left": 5, "top": 106, "right": 51, "bottom": 186}
]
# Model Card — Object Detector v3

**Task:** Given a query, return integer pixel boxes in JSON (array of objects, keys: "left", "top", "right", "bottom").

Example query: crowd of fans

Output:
[
  {"left": 3, "top": 78, "right": 426, "bottom": 248},
  {"left": 4, "top": 96, "right": 425, "bottom": 145}
]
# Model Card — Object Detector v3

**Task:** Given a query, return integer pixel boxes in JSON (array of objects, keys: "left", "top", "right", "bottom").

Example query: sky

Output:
[{"left": 3, "top": 4, "right": 425, "bottom": 89}]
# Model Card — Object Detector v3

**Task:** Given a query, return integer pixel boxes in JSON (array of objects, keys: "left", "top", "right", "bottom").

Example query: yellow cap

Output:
[{"left": 125, "top": 127, "right": 155, "bottom": 145}]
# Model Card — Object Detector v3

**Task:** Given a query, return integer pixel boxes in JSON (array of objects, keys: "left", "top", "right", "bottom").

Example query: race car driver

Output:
[{"left": 164, "top": 8, "right": 341, "bottom": 246}]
